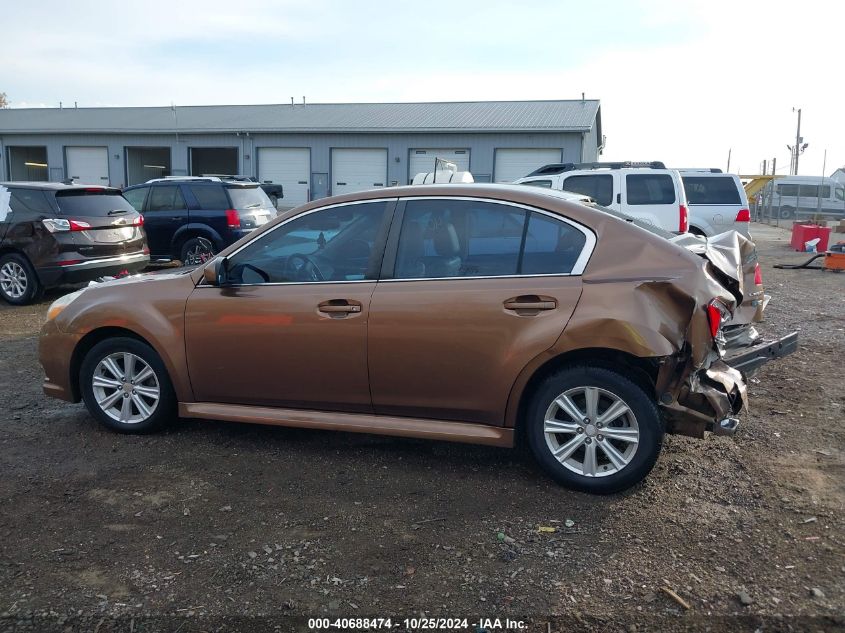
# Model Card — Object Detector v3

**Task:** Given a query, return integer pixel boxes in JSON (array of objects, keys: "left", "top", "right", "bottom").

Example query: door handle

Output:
[
  {"left": 503, "top": 296, "right": 557, "bottom": 311},
  {"left": 318, "top": 300, "right": 362, "bottom": 315}
]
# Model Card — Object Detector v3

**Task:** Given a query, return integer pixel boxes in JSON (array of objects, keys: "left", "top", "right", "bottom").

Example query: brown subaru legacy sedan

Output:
[{"left": 38, "top": 184, "right": 797, "bottom": 493}]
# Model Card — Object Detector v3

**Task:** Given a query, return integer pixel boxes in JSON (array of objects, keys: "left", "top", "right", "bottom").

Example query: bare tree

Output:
[{"left": 0, "top": 93, "right": 8, "bottom": 108}]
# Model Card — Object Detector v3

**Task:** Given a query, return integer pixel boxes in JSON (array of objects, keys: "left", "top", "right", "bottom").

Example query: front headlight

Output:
[{"left": 46, "top": 289, "right": 85, "bottom": 321}]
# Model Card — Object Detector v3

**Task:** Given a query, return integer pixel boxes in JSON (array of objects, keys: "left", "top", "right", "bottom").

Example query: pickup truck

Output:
[{"left": 202, "top": 175, "right": 284, "bottom": 209}]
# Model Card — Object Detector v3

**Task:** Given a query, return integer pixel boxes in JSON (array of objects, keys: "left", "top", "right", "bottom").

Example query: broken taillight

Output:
[
  {"left": 706, "top": 299, "right": 730, "bottom": 338},
  {"left": 735, "top": 208, "right": 751, "bottom": 222},
  {"left": 42, "top": 218, "right": 91, "bottom": 232},
  {"left": 754, "top": 262, "right": 762, "bottom": 285}
]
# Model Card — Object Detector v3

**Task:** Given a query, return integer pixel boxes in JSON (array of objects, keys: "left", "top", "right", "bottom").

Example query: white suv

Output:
[
  {"left": 678, "top": 169, "right": 750, "bottom": 237},
  {"left": 514, "top": 161, "right": 689, "bottom": 233}
]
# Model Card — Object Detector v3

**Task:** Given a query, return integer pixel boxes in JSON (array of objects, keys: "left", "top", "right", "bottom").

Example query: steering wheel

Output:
[{"left": 284, "top": 253, "right": 325, "bottom": 282}]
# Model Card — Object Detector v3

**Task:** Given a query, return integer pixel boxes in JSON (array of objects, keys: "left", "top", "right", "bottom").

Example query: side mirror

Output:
[{"left": 202, "top": 258, "right": 227, "bottom": 286}]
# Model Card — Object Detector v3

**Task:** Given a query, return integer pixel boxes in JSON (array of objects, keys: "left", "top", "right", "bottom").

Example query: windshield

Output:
[
  {"left": 836, "top": 187, "right": 845, "bottom": 201},
  {"left": 55, "top": 190, "right": 137, "bottom": 216},
  {"left": 226, "top": 185, "right": 272, "bottom": 210}
]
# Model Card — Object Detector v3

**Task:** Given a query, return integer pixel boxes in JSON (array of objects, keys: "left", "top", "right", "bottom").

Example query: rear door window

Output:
[
  {"left": 562, "top": 174, "right": 614, "bottom": 206},
  {"left": 521, "top": 212, "right": 587, "bottom": 274},
  {"left": 682, "top": 176, "right": 742, "bottom": 205},
  {"left": 55, "top": 190, "right": 137, "bottom": 216},
  {"left": 190, "top": 185, "right": 230, "bottom": 209},
  {"left": 520, "top": 179, "right": 553, "bottom": 189},
  {"left": 147, "top": 185, "right": 186, "bottom": 212},
  {"left": 625, "top": 174, "right": 675, "bottom": 205}
]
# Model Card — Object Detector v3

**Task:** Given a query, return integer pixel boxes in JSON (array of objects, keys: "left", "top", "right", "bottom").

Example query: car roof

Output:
[{"left": 0, "top": 181, "right": 120, "bottom": 191}]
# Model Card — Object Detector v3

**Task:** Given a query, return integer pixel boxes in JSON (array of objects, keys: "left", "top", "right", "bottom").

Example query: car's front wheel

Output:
[
  {"left": 0, "top": 253, "right": 43, "bottom": 305},
  {"left": 80, "top": 337, "right": 176, "bottom": 433},
  {"left": 526, "top": 365, "right": 663, "bottom": 494}
]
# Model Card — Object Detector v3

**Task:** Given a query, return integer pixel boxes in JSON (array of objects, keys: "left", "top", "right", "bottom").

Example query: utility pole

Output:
[{"left": 793, "top": 108, "right": 802, "bottom": 175}]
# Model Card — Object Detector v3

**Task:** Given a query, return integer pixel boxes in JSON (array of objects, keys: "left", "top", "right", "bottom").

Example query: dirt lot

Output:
[{"left": 0, "top": 223, "right": 843, "bottom": 633}]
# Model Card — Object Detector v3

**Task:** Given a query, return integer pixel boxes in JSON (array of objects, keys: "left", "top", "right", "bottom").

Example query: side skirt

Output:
[{"left": 179, "top": 402, "right": 515, "bottom": 448}]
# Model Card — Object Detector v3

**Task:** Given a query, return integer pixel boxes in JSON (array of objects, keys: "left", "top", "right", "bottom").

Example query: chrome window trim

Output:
[{"left": 200, "top": 194, "right": 597, "bottom": 288}]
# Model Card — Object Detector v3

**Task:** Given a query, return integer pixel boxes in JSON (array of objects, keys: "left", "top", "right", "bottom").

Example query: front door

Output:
[
  {"left": 184, "top": 199, "right": 394, "bottom": 412},
  {"left": 311, "top": 173, "right": 328, "bottom": 200},
  {"left": 143, "top": 184, "right": 188, "bottom": 258},
  {"left": 368, "top": 197, "right": 590, "bottom": 425}
]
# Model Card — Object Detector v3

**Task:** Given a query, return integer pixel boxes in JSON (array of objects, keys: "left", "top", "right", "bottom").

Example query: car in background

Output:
[
  {"left": 514, "top": 161, "right": 689, "bottom": 233},
  {"left": 678, "top": 169, "right": 750, "bottom": 237},
  {"left": 202, "top": 174, "right": 285, "bottom": 210},
  {"left": 38, "top": 184, "right": 796, "bottom": 494},
  {"left": 122, "top": 177, "right": 276, "bottom": 265},
  {"left": 0, "top": 182, "right": 148, "bottom": 305}
]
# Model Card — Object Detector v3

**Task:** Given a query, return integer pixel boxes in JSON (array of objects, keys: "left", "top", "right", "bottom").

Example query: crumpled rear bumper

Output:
[
  {"left": 723, "top": 331, "right": 799, "bottom": 375},
  {"left": 661, "top": 331, "right": 798, "bottom": 438}
]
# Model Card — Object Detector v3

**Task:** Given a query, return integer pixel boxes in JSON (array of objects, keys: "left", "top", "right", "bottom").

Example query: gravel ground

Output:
[{"left": 0, "top": 223, "right": 843, "bottom": 633}]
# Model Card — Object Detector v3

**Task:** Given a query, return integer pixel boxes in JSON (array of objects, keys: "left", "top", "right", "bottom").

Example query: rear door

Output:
[
  {"left": 53, "top": 189, "right": 145, "bottom": 257},
  {"left": 0, "top": 185, "right": 11, "bottom": 243},
  {"left": 143, "top": 185, "right": 188, "bottom": 258},
  {"left": 621, "top": 171, "right": 679, "bottom": 230},
  {"left": 368, "top": 197, "right": 592, "bottom": 425}
]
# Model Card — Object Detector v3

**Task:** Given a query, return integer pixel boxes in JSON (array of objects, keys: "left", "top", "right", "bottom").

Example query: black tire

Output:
[
  {"left": 0, "top": 252, "right": 43, "bottom": 306},
  {"left": 779, "top": 206, "right": 796, "bottom": 220},
  {"left": 526, "top": 365, "right": 664, "bottom": 494},
  {"left": 179, "top": 236, "right": 216, "bottom": 266},
  {"left": 80, "top": 337, "right": 176, "bottom": 434},
  {"left": 688, "top": 226, "right": 707, "bottom": 238}
]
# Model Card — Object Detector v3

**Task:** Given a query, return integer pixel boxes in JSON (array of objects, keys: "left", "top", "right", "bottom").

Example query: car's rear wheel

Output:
[
  {"left": 0, "top": 253, "right": 43, "bottom": 306},
  {"left": 526, "top": 365, "right": 663, "bottom": 494},
  {"left": 180, "top": 237, "right": 216, "bottom": 266},
  {"left": 80, "top": 337, "right": 176, "bottom": 433}
]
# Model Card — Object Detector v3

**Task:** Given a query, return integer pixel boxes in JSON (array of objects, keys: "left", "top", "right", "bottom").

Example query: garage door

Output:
[
  {"left": 258, "top": 148, "right": 310, "bottom": 209},
  {"left": 408, "top": 149, "right": 470, "bottom": 183},
  {"left": 494, "top": 148, "right": 562, "bottom": 183},
  {"left": 66, "top": 147, "right": 110, "bottom": 185},
  {"left": 331, "top": 149, "right": 387, "bottom": 197}
]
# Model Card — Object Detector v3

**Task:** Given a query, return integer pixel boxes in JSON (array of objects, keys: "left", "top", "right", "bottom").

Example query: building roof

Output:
[{"left": 0, "top": 100, "right": 601, "bottom": 135}]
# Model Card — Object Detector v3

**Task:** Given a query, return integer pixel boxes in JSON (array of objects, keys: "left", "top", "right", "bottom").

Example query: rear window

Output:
[
  {"left": 562, "top": 174, "right": 614, "bottom": 206},
  {"left": 190, "top": 185, "right": 230, "bottom": 209},
  {"left": 682, "top": 176, "right": 742, "bottom": 205},
  {"left": 55, "top": 190, "right": 137, "bottom": 216},
  {"left": 626, "top": 174, "right": 675, "bottom": 205},
  {"left": 521, "top": 179, "right": 553, "bottom": 189},
  {"left": 226, "top": 185, "right": 272, "bottom": 210}
]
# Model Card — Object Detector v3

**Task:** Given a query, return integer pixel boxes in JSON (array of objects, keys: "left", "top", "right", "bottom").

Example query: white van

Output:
[
  {"left": 679, "top": 169, "right": 750, "bottom": 238},
  {"left": 771, "top": 176, "right": 845, "bottom": 219},
  {"left": 514, "top": 161, "right": 689, "bottom": 233}
]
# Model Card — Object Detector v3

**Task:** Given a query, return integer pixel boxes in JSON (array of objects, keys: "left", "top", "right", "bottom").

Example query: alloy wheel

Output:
[
  {"left": 91, "top": 352, "right": 160, "bottom": 423},
  {"left": 0, "top": 262, "right": 28, "bottom": 299},
  {"left": 184, "top": 239, "right": 215, "bottom": 266},
  {"left": 543, "top": 386, "right": 640, "bottom": 478}
]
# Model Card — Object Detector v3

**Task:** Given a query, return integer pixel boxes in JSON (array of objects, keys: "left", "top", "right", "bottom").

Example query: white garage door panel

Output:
[
  {"left": 332, "top": 149, "right": 387, "bottom": 196},
  {"left": 409, "top": 149, "right": 470, "bottom": 182},
  {"left": 258, "top": 148, "right": 310, "bottom": 208},
  {"left": 66, "top": 147, "right": 109, "bottom": 185},
  {"left": 494, "top": 148, "right": 562, "bottom": 183}
]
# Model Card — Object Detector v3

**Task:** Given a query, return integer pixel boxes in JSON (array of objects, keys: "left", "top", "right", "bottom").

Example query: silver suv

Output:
[{"left": 678, "top": 169, "right": 750, "bottom": 237}]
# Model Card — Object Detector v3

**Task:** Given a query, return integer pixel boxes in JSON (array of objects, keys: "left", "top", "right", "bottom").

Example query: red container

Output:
[
  {"left": 817, "top": 226, "right": 832, "bottom": 252},
  {"left": 791, "top": 224, "right": 818, "bottom": 251}
]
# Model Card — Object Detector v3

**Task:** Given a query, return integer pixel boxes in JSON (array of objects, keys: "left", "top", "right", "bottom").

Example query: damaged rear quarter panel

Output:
[{"left": 506, "top": 213, "right": 744, "bottom": 433}]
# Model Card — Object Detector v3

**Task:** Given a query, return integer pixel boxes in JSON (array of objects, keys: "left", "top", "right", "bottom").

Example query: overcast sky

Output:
[{"left": 2, "top": 0, "right": 842, "bottom": 176}]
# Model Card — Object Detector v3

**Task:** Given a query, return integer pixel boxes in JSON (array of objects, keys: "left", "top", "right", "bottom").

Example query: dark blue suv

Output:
[{"left": 122, "top": 178, "right": 277, "bottom": 265}]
